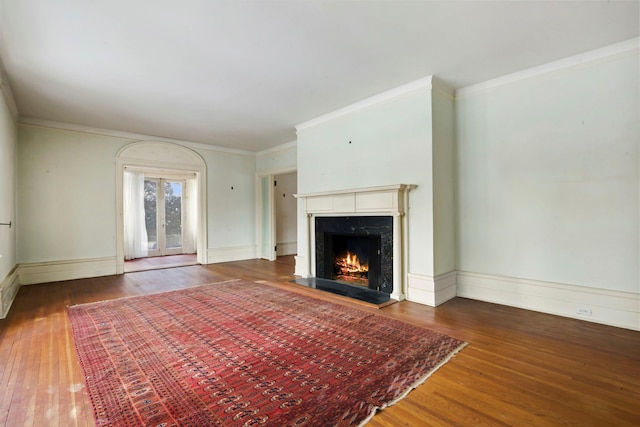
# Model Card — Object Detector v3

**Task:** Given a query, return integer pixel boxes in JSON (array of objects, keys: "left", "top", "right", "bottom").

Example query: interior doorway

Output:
[
  {"left": 116, "top": 141, "right": 208, "bottom": 275},
  {"left": 274, "top": 171, "right": 297, "bottom": 257},
  {"left": 256, "top": 169, "right": 297, "bottom": 261},
  {"left": 123, "top": 171, "right": 198, "bottom": 271}
]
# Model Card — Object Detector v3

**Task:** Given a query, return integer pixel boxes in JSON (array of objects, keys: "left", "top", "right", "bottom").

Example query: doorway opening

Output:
[
  {"left": 116, "top": 141, "right": 207, "bottom": 275},
  {"left": 124, "top": 172, "right": 197, "bottom": 271},
  {"left": 256, "top": 170, "right": 297, "bottom": 262},
  {"left": 145, "top": 178, "right": 186, "bottom": 256}
]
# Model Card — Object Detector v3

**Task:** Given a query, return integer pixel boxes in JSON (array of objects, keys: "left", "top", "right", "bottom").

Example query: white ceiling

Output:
[{"left": 1, "top": 1, "right": 638, "bottom": 152}]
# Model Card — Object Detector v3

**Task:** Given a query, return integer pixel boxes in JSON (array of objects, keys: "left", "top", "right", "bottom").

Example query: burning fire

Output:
[{"left": 336, "top": 251, "right": 368, "bottom": 276}]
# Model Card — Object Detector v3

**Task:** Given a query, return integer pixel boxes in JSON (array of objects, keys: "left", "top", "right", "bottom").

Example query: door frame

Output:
[
  {"left": 116, "top": 141, "right": 208, "bottom": 274},
  {"left": 255, "top": 167, "right": 296, "bottom": 261}
]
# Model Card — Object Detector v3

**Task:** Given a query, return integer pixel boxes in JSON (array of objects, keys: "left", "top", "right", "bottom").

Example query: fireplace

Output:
[
  {"left": 315, "top": 216, "right": 393, "bottom": 293},
  {"left": 295, "top": 184, "right": 415, "bottom": 301}
]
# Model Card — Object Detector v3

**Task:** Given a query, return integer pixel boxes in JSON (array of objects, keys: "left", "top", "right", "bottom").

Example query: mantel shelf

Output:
[{"left": 294, "top": 184, "right": 416, "bottom": 199}]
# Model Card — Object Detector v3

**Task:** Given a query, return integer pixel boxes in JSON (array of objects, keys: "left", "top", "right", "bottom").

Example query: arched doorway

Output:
[{"left": 115, "top": 141, "right": 207, "bottom": 274}]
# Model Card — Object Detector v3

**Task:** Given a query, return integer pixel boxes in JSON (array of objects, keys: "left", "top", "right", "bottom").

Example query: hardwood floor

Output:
[
  {"left": 1, "top": 256, "right": 638, "bottom": 426},
  {"left": 124, "top": 253, "right": 198, "bottom": 273}
]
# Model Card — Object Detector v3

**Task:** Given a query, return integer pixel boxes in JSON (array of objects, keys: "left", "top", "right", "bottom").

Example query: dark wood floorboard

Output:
[
  {"left": 0, "top": 256, "right": 638, "bottom": 426},
  {"left": 124, "top": 254, "right": 198, "bottom": 273}
]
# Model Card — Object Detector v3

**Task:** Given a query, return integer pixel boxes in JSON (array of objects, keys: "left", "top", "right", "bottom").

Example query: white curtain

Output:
[
  {"left": 123, "top": 170, "right": 149, "bottom": 260},
  {"left": 183, "top": 177, "right": 198, "bottom": 254}
]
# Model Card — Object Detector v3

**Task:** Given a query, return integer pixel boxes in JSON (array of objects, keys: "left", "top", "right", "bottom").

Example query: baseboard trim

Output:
[
  {"left": 407, "top": 271, "right": 457, "bottom": 307},
  {"left": 294, "top": 255, "right": 309, "bottom": 277},
  {"left": 276, "top": 241, "right": 297, "bottom": 256},
  {"left": 0, "top": 266, "right": 20, "bottom": 319},
  {"left": 457, "top": 271, "right": 640, "bottom": 331},
  {"left": 18, "top": 257, "right": 118, "bottom": 285},
  {"left": 207, "top": 245, "right": 257, "bottom": 264}
]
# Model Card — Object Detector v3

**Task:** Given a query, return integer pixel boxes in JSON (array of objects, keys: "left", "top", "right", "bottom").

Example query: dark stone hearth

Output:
[{"left": 291, "top": 277, "right": 391, "bottom": 305}]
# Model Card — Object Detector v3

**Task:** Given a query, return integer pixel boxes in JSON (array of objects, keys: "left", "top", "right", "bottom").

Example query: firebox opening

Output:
[
  {"left": 324, "top": 233, "right": 381, "bottom": 290},
  {"left": 315, "top": 216, "right": 393, "bottom": 294}
]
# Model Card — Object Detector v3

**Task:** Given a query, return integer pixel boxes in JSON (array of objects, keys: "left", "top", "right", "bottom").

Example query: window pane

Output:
[
  {"left": 165, "top": 181, "right": 182, "bottom": 249},
  {"left": 144, "top": 180, "right": 158, "bottom": 250}
]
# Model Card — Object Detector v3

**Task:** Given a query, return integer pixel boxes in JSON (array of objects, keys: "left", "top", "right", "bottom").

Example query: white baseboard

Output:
[
  {"left": 18, "top": 257, "right": 118, "bottom": 286},
  {"left": 294, "top": 255, "right": 309, "bottom": 277},
  {"left": 457, "top": 271, "right": 640, "bottom": 331},
  {"left": 407, "top": 271, "right": 457, "bottom": 307},
  {"left": 0, "top": 267, "right": 20, "bottom": 318},
  {"left": 207, "top": 245, "right": 257, "bottom": 264},
  {"left": 276, "top": 241, "right": 297, "bottom": 256}
]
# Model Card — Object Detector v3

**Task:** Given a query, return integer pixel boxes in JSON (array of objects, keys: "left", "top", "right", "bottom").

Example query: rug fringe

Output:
[{"left": 356, "top": 341, "right": 468, "bottom": 427}]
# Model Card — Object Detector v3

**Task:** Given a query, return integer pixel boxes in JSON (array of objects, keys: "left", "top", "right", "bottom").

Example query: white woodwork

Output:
[
  {"left": 207, "top": 245, "right": 258, "bottom": 264},
  {"left": 18, "top": 257, "right": 118, "bottom": 286},
  {"left": 0, "top": 267, "right": 19, "bottom": 318},
  {"left": 457, "top": 271, "right": 640, "bottom": 331}
]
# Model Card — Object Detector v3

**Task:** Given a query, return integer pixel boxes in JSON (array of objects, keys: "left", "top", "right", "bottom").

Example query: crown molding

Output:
[
  {"left": 431, "top": 76, "right": 456, "bottom": 101},
  {"left": 18, "top": 117, "right": 257, "bottom": 156},
  {"left": 256, "top": 139, "right": 297, "bottom": 156},
  {"left": 296, "top": 75, "right": 433, "bottom": 131},
  {"left": 0, "top": 60, "right": 19, "bottom": 120},
  {"left": 456, "top": 37, "right": 639, "bottom": 98}
]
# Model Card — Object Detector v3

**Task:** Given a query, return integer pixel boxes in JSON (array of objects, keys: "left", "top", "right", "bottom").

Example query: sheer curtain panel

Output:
[
  {"left": 123, "top": 170, "right": 149, "bottom": 260},
  {"left": 183, "top": 177, "right": 198, "bottom": 254}
]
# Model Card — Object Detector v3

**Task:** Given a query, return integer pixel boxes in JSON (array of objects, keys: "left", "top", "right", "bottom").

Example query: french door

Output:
[{"left": 144, "top": 178, "right": 185, "bottom": 256}]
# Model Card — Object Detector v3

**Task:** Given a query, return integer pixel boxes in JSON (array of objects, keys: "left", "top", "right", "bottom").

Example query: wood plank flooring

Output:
[
  {"left": 124, "top": 254, "right": 198, "bottom": 273},
  {"left": 1, "top": 256, "right": 639, "bottom": 426}
]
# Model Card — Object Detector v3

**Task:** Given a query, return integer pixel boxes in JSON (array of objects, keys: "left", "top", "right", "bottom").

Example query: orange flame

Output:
[{"left": 336, "top": 251, "right": 368, "bottom": 275}]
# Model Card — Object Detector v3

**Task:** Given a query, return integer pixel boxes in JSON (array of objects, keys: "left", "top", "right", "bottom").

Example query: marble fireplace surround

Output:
[{"left": 295, "top": 185, "right": 415, "bottom": 301}]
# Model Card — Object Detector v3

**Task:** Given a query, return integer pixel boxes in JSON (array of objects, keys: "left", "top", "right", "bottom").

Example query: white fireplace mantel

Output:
[{"left": 294, "top": 184, "right": 416, "bottom": 301}]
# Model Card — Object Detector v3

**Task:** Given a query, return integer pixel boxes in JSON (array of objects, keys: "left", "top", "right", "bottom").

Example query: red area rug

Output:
[{"left": 69, "top": 280, "right": 466, "bottom": 426}]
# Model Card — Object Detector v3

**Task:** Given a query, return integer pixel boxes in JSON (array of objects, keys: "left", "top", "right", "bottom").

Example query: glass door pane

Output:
[
  {"left": 164, "top": 180, "right": 183, "bottom": 250},
  {"left": 144, "top": 179, "right": 158, "bottom": 251}
]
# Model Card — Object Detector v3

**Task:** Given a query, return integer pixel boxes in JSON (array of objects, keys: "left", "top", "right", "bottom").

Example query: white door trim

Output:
[{"left": 255, "top": 167, "right": 296, "bottom": 261}]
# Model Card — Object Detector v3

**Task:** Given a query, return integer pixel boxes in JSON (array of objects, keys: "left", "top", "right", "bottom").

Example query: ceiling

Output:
[{"left": 1, "top": 1, "right": 638, "bottom": 152}]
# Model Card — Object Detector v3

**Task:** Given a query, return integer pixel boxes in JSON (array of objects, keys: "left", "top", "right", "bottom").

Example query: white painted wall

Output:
[
  {"left": 296, "top": 85, "right": 435, "bottom": 277},
  {"left": 17, "top": 125, "right": 257, "bottom": 270},
  {"left": 275, "top": 172, "right": 297, "bottom": 255},
  {"left": 456, "top": 49, "right": 639, "bottom": 294},
  {"left": 198, "top": 149, "right": 256, "bottom": 249},
  {"left": 454, "top": 43, "right": 640, "bottom": 330},
  {"left": 0, "top": 88, "right": 17, "bottom": 281},
  {"left": 256, "top": 141, "right": 297, "bottom": 174},
  {"left": 432, "top": 85, "right": 456, "bottom": 275},
  {"left": 17, "top": 126, "right": 129, "bottom": 263}
]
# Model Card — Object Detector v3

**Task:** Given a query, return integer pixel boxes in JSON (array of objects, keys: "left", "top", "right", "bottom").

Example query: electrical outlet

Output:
[{"left": 576, "top": 306, "right": 592, "bottom": 316}]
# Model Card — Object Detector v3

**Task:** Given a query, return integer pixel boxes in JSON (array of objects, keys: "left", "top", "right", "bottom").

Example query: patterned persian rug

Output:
[{"left": 68, "top": 280, "right": 466, "bottom": 427}]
